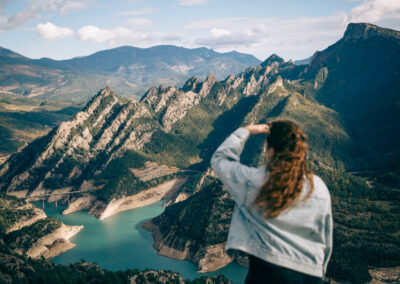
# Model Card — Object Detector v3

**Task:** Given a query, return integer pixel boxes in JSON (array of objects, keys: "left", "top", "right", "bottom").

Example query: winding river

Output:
[{"left": 39, "top": 201, "right": 247, "bottom": 283}]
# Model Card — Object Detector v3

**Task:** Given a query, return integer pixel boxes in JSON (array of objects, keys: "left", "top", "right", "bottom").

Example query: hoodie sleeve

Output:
[
  {"left": 211, "top": 127, "right": 256, "bottom": 205},
  {"left": 323, "top": 198, "right": 333, "bottom": 276}
]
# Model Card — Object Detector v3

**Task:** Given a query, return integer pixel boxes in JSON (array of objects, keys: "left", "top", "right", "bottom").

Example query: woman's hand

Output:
[{"left": 244, "top": 124, "right": 270, "bottom": 135}]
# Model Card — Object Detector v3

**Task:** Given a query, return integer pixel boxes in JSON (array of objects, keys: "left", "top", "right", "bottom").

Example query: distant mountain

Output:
[
  {"left": 0, "top": 45, "right": 260, "bottom": 101},
  {"left": 0, "top": 23, "right": 399, "bottom": 284},
  {"left": 294, "top": 56, "right": 312, "bottom": 65}
]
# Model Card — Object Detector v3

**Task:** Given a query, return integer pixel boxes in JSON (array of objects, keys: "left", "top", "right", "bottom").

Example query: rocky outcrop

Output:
[
  {"left": 0, "top": 155, "right": 9, "bottom": 166},
  {"left": 182, "top": 76, "right": 200, "bottom": 92},
  {"left": 368, "top": 266, "right": 400, "bottom": 284},
  {"left": 130, "top": 161, "right": 179, "bottom": 181},
  {"left": 5, "top": 204, "right": 46, "bottom": 234},
  {"left": 1, "top": 194, "right": 84, "bottom": 262},
  {"left": 143, "top": 178, "right": 236, "bottom": 273},
  {"left": 141, "top": 74, "right": 219, "bottom": 132},
  {"left": 199, "top": 73, "right": 217, "bottom": 97},
  {"left": 265, "top": 76, "right": 284, "bottom": 95},
  {"left": 93, "top": 103, "right": 135, "bottom": 151},
  {"left": 344, "top": 23, "right": 400, "bottom": 41},
  {"left": 97, "top": 177, "right": 188, "bottom": 220},
  {"left": 160, "top": 90, "right": 199, "bottom": 132},
  {"left": 140, "top": 86, "right": 177, "bottom": 113},
  {"left": 193, "top": 243, "right": 233, "bottom": 273},
  {"left": 143, "top": 220, "right": 193, "bottom": 260},
  {"left": 143, "top": 220, "right": 233, "bottom": 273},
  {"left": 25, "top": 223, "right": 83, "bottom": 259},
  {"left": 243, "top": 73, "right": 263, "bottom": 96},
  {"left": 63, "top": 194, "right": 97, "bottom": 214}
]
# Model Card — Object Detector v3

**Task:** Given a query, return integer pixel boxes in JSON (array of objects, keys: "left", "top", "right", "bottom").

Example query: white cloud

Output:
[
  {"left": 1, "top": 0, "right": 94, "bottom": 30},
  {"left": 186, "top": 16, "right": 347, "bottom": 60},
  {"left": 119, "top": 7, "right": 155, "bottom": 16},
  {"left": 196, "top": 27, "right": 260, "bottom": 48},
  {"left": 77, "top": 25, "right": 150, "bottom": 45},
  {"left": 346, "top": 0, "right": 400, "bottom": 23},
  {"left": 160, "top": 33, "right": 182, "bottom": 42},
  {"left": 124, "top": 18, "right": 155, "bottom": 29},
  {"left": 177, "top": 0, "right": 210, "bottom": 6},
  {"left": 36, "top": 22, "right": 74, "bottom": 41},
  {"left": 45, "top": 1, "right": 89, "bottom": 14},
  {"left": 210, "top": 28, "right": 231, "bottom": 37},
  {"left": 181, "top": 0, "right": 400, "bottom": 60}
]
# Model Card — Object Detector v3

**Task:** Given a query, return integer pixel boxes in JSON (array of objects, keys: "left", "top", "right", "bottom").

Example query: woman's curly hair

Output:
[{"left": 254, "top": 119, "right": 314, "bottom": 218}]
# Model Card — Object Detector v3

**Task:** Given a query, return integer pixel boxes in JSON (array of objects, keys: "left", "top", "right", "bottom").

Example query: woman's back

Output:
[{"left": 210, "top": 123, "right": 333, "bottom": 281}]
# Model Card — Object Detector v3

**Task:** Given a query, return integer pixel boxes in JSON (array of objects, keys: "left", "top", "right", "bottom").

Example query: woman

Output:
[{"left": 211, "top": 119, "right": 332, "bottom": 284}]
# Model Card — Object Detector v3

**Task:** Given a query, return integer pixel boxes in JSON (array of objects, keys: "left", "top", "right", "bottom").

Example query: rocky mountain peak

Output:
[
  {"left": 100, "top": 85, "right": 114, "bottom": 95},
  {"left": 140, "top": 86, "right": 160, "bottom": 102},
  {"left": 198, "top": 73, "right": 217, "bottom": 97},
  {"left": 82, "top": 86, "right": 117, "bottom": 114},
  {"left": 260, "top": 54, "right": 284, "bottom": 68},
  {"left": 204, "top": 73, "right": 217, "bottom": 84},
  {"left": 343, "top": 22, "right": 400, "bottom": 41},
  {"left": 182, "top": 76, "right": 200, "bottom": 92}
]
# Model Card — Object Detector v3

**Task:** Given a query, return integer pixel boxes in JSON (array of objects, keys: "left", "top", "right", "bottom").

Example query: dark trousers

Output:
[{"left": 245, "top": 255, "right": 323, "bottom": 284}]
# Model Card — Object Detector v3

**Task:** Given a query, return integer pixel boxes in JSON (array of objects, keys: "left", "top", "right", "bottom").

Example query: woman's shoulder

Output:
[{"left": 310, "top": 174, "right": 331, "bottom": 201}]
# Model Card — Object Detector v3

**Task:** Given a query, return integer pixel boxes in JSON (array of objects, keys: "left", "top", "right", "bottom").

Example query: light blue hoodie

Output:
[{"left": 210, "top": 127, "right": 333, "bottom": 278}]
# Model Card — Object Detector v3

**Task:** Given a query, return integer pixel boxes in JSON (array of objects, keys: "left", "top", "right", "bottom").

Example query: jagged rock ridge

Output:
[{"left": 0, "top": 53, "right": 284, "bottom": 220}]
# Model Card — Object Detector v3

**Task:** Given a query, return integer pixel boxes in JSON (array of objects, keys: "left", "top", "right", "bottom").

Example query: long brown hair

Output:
[{"left": 254, "top": 119, "right": 314, "bottom": 218}]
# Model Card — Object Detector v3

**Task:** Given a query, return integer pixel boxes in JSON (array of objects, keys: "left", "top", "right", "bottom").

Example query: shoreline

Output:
[
  {"left": 26, "top": 223, "right": 84, "bottom": 259},
  {"left": 45, "top": 200, "right": 248, "bottom": 283},
  {"left": 60, "top": 176, "right": 189, "bottom": 220},
  {"left": 142, "top": 219, "right": 234, "bottom": 273}
]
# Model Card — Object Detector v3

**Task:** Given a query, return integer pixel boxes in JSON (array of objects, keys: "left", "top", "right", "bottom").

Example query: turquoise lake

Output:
[{"left": 38, "top": 201, "right": 247, "bottom": 283}]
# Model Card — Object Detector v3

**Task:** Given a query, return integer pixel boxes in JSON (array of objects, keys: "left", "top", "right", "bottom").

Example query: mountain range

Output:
[
  {"left": 0, "top": 45, "right": 260, "bottom": 101},
  {"left": 0, "top": 22, "right": 399, "bottom": 283}
]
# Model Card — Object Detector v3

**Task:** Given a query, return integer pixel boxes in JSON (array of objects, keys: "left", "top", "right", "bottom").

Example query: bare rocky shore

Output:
[
  {"left": 142, "top": 220, "right": 234, "bottom": 273},
  {"left": 3, "top": 200, "right": 83, "bottom": 260},
  {"left": 60, "top": 176, "right": 189, "bottom": 220},
  {"left": 26, "top": 223, "right": 83, "bottom": 259},
  {"left": 5, "top": 203, "right": 46, "bottom": 234}
]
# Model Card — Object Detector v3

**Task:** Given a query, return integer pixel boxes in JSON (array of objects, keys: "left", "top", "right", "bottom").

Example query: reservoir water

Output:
[{"left": 38, "top": 201, "right": 247, "bottom": 283}]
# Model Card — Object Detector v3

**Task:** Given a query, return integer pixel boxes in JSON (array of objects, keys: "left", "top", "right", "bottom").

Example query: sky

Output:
[{"left": 0, "top": 0, "right": 399, "bottom": 61}]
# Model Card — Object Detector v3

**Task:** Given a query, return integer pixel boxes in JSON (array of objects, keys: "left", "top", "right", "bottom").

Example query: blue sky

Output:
[{"left": 0, "top": 0, "right": 399, "bottom": 61}]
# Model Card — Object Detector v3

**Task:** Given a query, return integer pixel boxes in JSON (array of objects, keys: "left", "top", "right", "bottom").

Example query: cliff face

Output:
[
  {"left": 143, "top": 177, "right": 236, "bottom": 272},
  {"left": 308, "top": 22, "right": 400, "bottom": 172},
  {"left": 343, "top": 23, "right": 400, "bottom": 41},
  {"left": 0, "top": 194, "right": 82, "bottom": 260}
]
